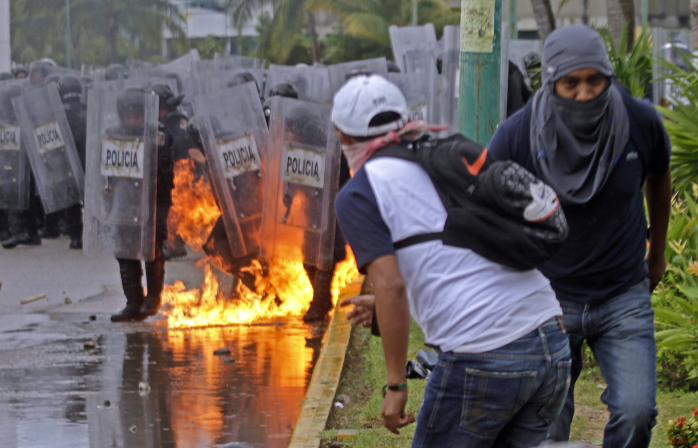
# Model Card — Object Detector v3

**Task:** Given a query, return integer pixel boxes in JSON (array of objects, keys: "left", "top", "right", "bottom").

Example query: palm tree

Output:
[
  {"left": 227, "top": 0, "right": 455, "bottom": 64},
  {"left": 70, "top": 0, "right": 185, "bottom": 64},
  {"left": 530, "top": 0, "right": 556, "bottom": 40},
  {"left": 605, "top": 0, "right": 635, "bottom": 51},
  {"left": 308, "top": 0, "right": 455, "bottom": 55},
  {"left": 227, "top": 0, "right": 315, "bottom": 63},
  {"left": 10, "top": 0, "right": 66, "bottom": 64}
]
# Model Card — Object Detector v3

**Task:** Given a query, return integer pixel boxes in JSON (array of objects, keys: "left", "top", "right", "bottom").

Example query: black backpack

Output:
[{"left": 369, "top": 133, "right": 568, "bottom": 270}]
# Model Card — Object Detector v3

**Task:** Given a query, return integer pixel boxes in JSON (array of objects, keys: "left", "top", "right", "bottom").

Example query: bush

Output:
[{"left": 666, "top": 408, "right": 698, "bottom": 447}]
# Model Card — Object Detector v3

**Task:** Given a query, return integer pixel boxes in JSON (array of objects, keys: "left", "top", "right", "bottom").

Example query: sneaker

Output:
[{"left": 2, "top": 232, "right": 41, "bottom": 249}]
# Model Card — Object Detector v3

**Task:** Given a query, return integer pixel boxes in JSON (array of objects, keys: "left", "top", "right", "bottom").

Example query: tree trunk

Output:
[
  {"left": 306, "top": 10, "right": 319, "bottom": 64},
  {"left": 691, "top": 0, "right": 698, "bottom": 51},
  {"left": 530, "top": 0, "right": 556, "bottom": 41},
  {"left": 606, "top": 0, "right": 635, "bottom": 52}
]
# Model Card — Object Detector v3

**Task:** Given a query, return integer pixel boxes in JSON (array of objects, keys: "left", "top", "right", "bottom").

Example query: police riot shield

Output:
[
  {"left": 214, "top": 54, "right": 266, "bottom": 71},
  {"left": 388, "top": 72, "right": 430, "bottom": 122},
  {"left": 191, "top": 83, "right": 270, "bottom": 259},
  {"left": 161, "top": 49, "right": 200, "bottom": 77},
  {"left": 389, "top": 24, "right": 438, "bottom": 73},
  {"left": 652, "top": 27, "right": 693, "bottom": 105},
  {"left": 261, "top": 97, "right": 340, "bottom": 270},
  {"left": 327, "top": 58, "right": 389, "bottom": 95},
  {"left": 0, "top": 84, "right": 31, "bottom": 211},
  {"left": 83, "top": 88, "right": 159, "bottom": 261},
  {"left": 264, "top": 64, "right": 331, "bottom": 103},
  {"left": 12, "top": 84, "right": 85, "bottom": 214},
  {"left": 434, "top": 25, "right": 460, "bottom": 135}
]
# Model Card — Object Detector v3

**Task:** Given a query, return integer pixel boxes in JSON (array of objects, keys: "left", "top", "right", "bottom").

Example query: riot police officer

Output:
[
  {"left": 58, "top": 75, "right": 88, "bottom": 249},
  {"left": 12, "top": 66, "right": 28, "bottom": 80},
  {"left": 110, "top": 86, "right": 175, "bottom": 322},
  {"left": 148, "top": 82, "right": 193, "bottom": 260}
]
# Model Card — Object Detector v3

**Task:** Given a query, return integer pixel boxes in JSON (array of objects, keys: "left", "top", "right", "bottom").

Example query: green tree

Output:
[
  {"left": 308, "top": 0, "right": 456, "bottom": 61},
  {"left": 10, "top": 0, "right": 66, "bottom": 65},
  {"left": 69, "top": 0, "right": 185, "bottom": 64}
]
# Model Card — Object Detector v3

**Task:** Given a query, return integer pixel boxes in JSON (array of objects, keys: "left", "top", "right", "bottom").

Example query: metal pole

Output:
[
  {"left": 412, "top": 0, "right": 418, "bottom": 25},
  {"left": 508, "top": 0, "right": 517, "bottom": 39},
  {"left": 641, "top": 0, "right": 649, "bottom": 28},
  {"left": 0, "top": 0, "right": 10, "bottom": 72},
  {"left": 65, "top": 0, "right": 72, "bottom": 68},
  {"left": 458, "top": 0, "right": 502, "bottom": 146}
]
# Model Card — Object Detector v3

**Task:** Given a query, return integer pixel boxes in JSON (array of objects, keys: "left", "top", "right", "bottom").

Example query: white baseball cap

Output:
[{"left": 331, "top": 74, "right": 409, "bottom": 137}]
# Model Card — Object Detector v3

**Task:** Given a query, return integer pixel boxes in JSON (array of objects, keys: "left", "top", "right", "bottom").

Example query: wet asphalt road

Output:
[{"left": 0, "top": 236, "right": 326, "bottom": 448}]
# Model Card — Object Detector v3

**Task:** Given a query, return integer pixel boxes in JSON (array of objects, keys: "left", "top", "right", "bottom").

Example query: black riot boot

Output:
[
  {"left": 111, "top": 260, "right": 146, "bottom": 322},
  {"left": 303, "top": 267, "right": 335, "bottom": 322},
  {"left": 141, "top": 259, "right": 165, "bottom": 316}
]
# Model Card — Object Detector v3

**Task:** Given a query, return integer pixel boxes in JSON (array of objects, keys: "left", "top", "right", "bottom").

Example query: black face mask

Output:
[{"left": 550, "top": 81, "right": 610, "bottom": 140}]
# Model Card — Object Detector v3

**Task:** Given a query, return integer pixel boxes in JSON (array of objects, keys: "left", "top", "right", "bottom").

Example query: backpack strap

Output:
[{"left": 368, "top": 143, "right": 446, "bottom": 250}]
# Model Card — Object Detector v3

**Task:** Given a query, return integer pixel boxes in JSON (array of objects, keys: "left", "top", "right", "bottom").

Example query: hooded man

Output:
[
  {"left": 488, "top": 25, "right": 672, "bottom": 447},
  {"left": 333, "top": 73, "right": 570, "bottom": 446}
]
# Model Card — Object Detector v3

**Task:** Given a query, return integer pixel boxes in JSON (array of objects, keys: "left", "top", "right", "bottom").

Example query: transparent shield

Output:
[
  {"left": 192, "top": 82, "right": 270, "bottom": 259},
  {"left": 264, "top": 65, "right": 331, "bottom": 104},
  {"left": 389, "top": 24, "right": 438, "bottom": 73},
  {"left": 327, "top": 58, "right": 389, "bottom": 95},
  {"left": 83, "top": 89, "right": 159, "bottom": 260},
  {"left": 261, "top": 97, "right": 340, "bottom": 270},
  {"left": 0, "top": 83, "right": 30, "bottom": 210},
  {"left": 12, "top": 84, "right": 85, "bottom": 214}
]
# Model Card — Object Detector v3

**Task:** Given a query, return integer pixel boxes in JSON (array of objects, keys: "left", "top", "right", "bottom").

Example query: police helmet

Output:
[
  {"left": 116, "top": 86, "right": 146, "bottom": 121},
  {"left": 105, "top": 64, "right": 128, "bottom": 81},
  {"left": 149, "top": 82, "right": 183, "bottom": 110},
  {"left": 12, "top": 66, "right": 28, "bottom": 79},
  {"left": 58, "top": 75, "right": 83, "bottom": 102},
  {"left": 44, "top": 73, "right": 61, "bottom": 86},
  {"left": 345, "top": 66, "right": 372, "bottom": 80},
  {"left": 29, "top": 62, "right": 53, "bottom": 85},
  {"left": 269, "top": 82, "right": 299, "bottom": 100},
  {"left": 263, "top": 82, "right": 300, "bottom": 125},
  {"left": 0, "top": 85, "right": 23, "bottom": 120},
  {"left": 227, "top": 71, "right": 261, "bottom": 98},
  {"left": 387, "top": 60, "right": 401, "bottom": 73}
]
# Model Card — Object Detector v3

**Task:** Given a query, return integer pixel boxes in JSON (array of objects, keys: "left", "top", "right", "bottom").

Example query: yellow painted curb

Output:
[{"left": 288, "top": 281, "right": 362, "bottom": 448}]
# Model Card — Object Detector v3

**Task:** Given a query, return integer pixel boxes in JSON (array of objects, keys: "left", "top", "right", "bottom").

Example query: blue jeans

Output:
[
  {"left": 547, "top": 278, "right": 657, "bottom": 448},
  {"left": 411, "top": 319, "right": 571, "bottom": 448}
]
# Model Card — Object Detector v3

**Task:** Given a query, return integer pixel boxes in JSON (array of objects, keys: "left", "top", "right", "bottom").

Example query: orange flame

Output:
[
  {"left": 168, "top": 159, "right": 220, "bottom": 251},
  {"left": 163, "top": 160, "right": 360, "bottom": 329}
]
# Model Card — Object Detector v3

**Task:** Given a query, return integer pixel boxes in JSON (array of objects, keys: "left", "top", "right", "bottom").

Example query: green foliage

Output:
[
  {"left": 599, "top": 23, "right": 653, "bottom": 98},
  {"left": 666, "top": 408, "right": 698, "bottom": 447},
  {"left": 192, "top": 36, "right": 227, "bottom": 60},
  {"left": 10, "top": 0, "right": 185, "bottom": 68},
  {"left": 653, "top": 186, "right": 698, "bottom": 390},
  {"left": 656, "top": 54, "right": 698, "bottom": 192}
]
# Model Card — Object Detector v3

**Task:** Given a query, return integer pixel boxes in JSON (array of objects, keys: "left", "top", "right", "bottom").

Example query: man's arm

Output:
[
  {"left": 645, "top": 170, "right": 672, "bottom": 292},
  {"left": 365, "top": 254, "right": 415, "bottom": 434}
]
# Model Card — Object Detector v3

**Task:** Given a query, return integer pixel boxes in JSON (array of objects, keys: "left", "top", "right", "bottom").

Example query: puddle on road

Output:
[{"left": 0, "top": 321, "right": 326, "bottom": 448}]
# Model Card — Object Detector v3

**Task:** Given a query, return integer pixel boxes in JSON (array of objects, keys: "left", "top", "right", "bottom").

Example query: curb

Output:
[{"left": 289, "top": 281, "right": 362, "bottom": 447}]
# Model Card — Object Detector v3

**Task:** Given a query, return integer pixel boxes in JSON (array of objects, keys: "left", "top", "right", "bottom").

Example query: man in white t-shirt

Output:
[{"left": 333, "top": 74, "right": 571, "bottom": 447}]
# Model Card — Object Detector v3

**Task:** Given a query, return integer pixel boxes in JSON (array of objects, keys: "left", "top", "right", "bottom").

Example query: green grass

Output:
[{"left": 323, "top": 320, "right": 698, "bottom": 447}]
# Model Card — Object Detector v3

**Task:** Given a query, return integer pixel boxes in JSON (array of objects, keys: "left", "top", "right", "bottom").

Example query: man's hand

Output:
[
  {"left": 381, "top": 389, "right": 415, "bottom": 434},
  {"left": 339, "top": 294, "right": 375, "bottom": 328}
]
